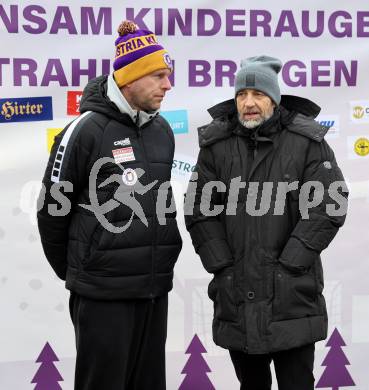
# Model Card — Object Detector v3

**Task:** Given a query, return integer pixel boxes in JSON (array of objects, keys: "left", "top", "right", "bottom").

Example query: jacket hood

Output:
[
  {"left": 198, "top": 95, "right": 328, "bottom": 147},
  {"left": 207, "top": 95, "right": 321, "bottom": 120},
  {"left": 79, "top": 75, "right": 133, "bottom": 124}
]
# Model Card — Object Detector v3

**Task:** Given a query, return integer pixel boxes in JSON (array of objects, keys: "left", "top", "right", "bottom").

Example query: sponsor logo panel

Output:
[
  {"left": 0, "top": 97, "right": 53, "bottom": 123},
  {"left": 161, "top": 110, "right": 189, "bottom": 134},
  {"left": 172, "top": 153, "right": 196, "bottom": 183},
  {"left": 350, "top": 101, "right": 369, "bottom": 123},
  {"left": 67, "top": 91, "right": 83, "bottom": 116},
  {"left": 347, "top": 136, "right": 369, "bottom": 159},
  {"left": 354, "top": 137, "right": 369, "bottom": 156},
  {"left": 47, "top": 128, "right": 63, "bottom": 153},
  {"left": 315, "top": 115, "right": 340, "bottom": 139}
]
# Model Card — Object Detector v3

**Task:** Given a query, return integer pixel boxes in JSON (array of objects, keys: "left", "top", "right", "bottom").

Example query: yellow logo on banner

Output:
[
  {"left": 353, "top": 106, "right": 365, "bottom": 119},
  {"left": 354, "top": 138, "right": 369, "bottom": 156},
  {"left": 47, "top": 128, "right": 63, "bottom": 153}
]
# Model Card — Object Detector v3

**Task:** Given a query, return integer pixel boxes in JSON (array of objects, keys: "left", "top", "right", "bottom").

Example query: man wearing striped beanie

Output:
[
  {"left": 112, "top": 20, "right": 174, "bottom": 114},
  {"left": 37, "top": 21, "right": 182, "bottom": 390}
]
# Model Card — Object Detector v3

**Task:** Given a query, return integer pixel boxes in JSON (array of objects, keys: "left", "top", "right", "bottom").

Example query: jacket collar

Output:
[
  {"left": 233, "top": 108, "right": 282, "bottom": 139},
  {"left": 107, "top": 74, "right": 159, "bottom": 127},
  {"left": 198, "top": 95, "right": 324, "bottom": 147}
]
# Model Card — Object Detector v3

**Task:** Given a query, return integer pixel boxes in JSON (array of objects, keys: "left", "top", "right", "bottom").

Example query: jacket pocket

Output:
[
  {"left": 208, "top": 269, "right": 238, "bottom": 322},
  {"left": 83, "top": 223, "right": 104, "bottom": 265},
  {"left": 81, "top": 182, "right": 118, "bottom": 266},
  {"left": 272, "top": 261, "right": 319, "bottom": 321}
]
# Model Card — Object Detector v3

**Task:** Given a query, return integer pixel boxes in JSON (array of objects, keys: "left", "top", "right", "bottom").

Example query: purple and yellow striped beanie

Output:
[{"left": 113, "top": 20, "right": 173, "bottom": 88}]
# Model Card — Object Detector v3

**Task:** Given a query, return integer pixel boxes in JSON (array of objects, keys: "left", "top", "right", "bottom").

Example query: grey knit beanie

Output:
[{"left": 234, "top": 55, "right": 282, "bottom": 105}]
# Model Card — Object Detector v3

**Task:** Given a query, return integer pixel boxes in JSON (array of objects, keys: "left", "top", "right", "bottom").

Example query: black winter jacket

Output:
[
  {"left": 37, "top": 75, "right": 182, "bottom": 300},
  {"left": 185, "top": 95, "right": 348, "bottom": 353}
]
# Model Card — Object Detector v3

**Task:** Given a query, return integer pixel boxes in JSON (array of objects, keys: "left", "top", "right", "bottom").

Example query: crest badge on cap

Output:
[{"left": 163, "top": 53, "right": 173, "bottom": 70}]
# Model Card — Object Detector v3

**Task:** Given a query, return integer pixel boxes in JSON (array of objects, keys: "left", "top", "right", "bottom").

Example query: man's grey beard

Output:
[{"left": 239, "top": 111, "right": 273, "bottom": 129}]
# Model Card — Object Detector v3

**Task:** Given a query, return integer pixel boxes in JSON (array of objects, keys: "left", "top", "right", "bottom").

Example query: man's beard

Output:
[{"left": 239, "top": 111, "right": 273, "bottom": 129}]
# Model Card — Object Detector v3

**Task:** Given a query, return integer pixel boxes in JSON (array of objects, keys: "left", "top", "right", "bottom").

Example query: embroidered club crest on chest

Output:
[{"left": 122, "top": 168, "right": 138, "bottom": 186}]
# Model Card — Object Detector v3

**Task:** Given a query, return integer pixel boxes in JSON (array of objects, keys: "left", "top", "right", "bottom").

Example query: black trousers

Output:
[
  {"left": 69, "top": 292, "right": 168, "bottom": 390},
  {"left": 229, "top": 344, "right": 315, "bottom": 390}
]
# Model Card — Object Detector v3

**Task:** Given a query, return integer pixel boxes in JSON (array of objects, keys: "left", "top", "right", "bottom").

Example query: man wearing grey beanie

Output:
[{"left": 185, "top": 55, "right": 348, "bottom": 389}]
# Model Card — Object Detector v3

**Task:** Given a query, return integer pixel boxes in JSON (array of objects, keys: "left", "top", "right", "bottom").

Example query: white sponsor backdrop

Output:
[{"left": 1, "top": 0, "right": 369, "bottom": 389}]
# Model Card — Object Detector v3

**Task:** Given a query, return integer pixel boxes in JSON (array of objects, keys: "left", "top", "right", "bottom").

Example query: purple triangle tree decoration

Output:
[
  {"left": 316, "top": 328, "right": 355, "bottom": 390},
  {"left": 31, "top": 342, "right": 63, "bottom": 390},
  {"left": 179, "top": 334, "right": 215, "bottom": 390}
]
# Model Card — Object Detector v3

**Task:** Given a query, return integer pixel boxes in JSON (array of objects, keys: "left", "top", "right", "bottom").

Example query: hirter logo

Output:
[
  {"left": 0, "top": 97, "right": 53, "bottom": 123},
  {"left": 67, "top": 91, "right": 83, "bottom": 116}
]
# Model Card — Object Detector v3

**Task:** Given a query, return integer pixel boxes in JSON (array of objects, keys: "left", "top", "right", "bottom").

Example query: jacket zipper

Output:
[
  {"left": 243, "top": 136, "right": 256, "bottom": 353},
  {"left": 135, "top": 112, "right": 157, "bottom": 299}
]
